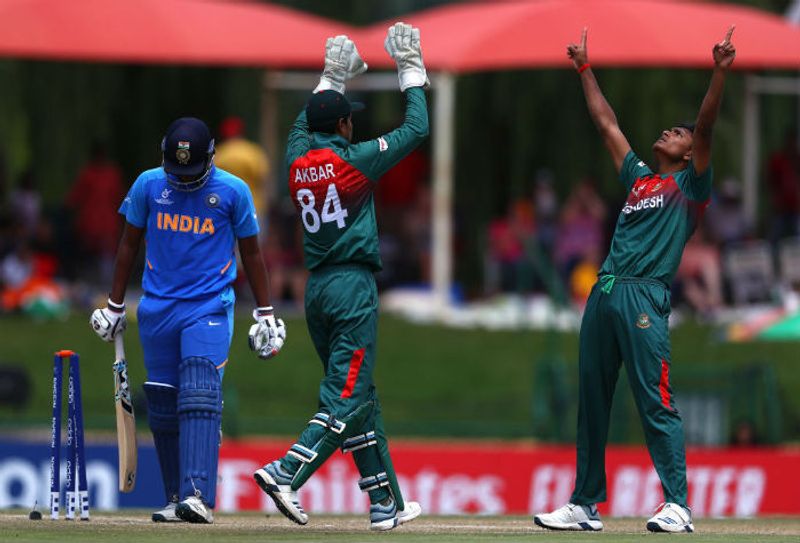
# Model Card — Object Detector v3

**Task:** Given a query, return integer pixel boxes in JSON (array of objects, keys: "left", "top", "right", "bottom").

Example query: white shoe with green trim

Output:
[
  {"left": 534, "top": 503, "right": 603, "bottom": 531},
  {"left": 646, "top": 502, "right": 694, "bottom": 533}
]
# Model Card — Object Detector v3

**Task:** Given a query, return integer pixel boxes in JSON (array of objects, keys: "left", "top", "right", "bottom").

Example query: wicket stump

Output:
[{"left": 50, "top": 350, "right": 89, "bottom": 521}]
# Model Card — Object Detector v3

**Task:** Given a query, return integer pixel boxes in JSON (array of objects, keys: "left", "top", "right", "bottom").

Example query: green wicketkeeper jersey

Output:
[
  {"left": 286, "top": 87, "right": 429, "bottom": 271},
  {"left": 599, "top": 150, "right": 713, "bottom": 285}
]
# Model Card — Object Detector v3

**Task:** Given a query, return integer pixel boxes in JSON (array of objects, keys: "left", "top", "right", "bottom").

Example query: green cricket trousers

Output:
[
  {"left": 280, "top": 264, "right": 402, "bottom": 505},
  {"left": 570, "top": 276, "right": 688, "bottom": 508}
]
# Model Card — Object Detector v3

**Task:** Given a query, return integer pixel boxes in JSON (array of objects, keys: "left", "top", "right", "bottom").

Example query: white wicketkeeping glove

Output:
[
  {"left": 384, "top": 22, "right": 429, "bottom": 92},
  {"left": 90, "top": 299, "right": 127, "bottom": 342},
  {"left": 248, "top": 306, "right": 286, "bottom": 360},
  {"left": 314, "top": 35, "right": 368, "bottom": 94}
]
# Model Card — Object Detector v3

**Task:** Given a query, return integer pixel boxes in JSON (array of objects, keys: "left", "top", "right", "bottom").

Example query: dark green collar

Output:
[{"left": 312, "top": 132, "right": 348, "bottom": 149}]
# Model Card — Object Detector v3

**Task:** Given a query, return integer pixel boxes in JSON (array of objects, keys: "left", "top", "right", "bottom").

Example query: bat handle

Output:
[{"left": 114, "top": 334, "right": 125, "bottom": 362}]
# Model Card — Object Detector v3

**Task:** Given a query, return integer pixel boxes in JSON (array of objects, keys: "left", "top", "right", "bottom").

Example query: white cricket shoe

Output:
[
  {"left": 369, "top": 497, "right": 422, "bottom": 531},
  {"left": 175, "top": 496, "right": 214, "bottom": 524},
  {"left": 646, "top": 502, "right": 694, "bottom": 533},
  {"left": 254, "top": 461, "right": 308, "bottom": 525},
  {"left": 398, "top": 501, "right": 422, "bottom": 526},
  {"left": 151, "top": 498, "right": 181, "bottom": 522},
  {"left": 534, "top": 503, "right": 603, "bottom": 531}
]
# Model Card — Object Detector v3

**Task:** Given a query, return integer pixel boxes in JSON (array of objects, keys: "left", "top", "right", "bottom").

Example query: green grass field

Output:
[
  {"left": 1, "top": 512, "right": 799, "bottom": 542},
  {"left": 0, "top": 313, "right": 798, "bottom": 441}
]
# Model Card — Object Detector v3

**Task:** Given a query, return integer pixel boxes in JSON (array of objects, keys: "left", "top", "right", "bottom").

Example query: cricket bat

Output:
[{"left": 114, "top": 335, "right": 137, "bottom": 492}]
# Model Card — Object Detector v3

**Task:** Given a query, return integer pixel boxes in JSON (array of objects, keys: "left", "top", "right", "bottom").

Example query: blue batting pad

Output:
[
  {"left": 144, "top": 382, "right": 179, "bottom": 502},
  {"left": 177, "top": 357, "right": 222, "bottom": 508}
]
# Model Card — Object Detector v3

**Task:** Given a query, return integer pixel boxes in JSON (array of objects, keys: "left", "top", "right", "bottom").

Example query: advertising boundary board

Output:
[{"left": 1, "top": 438, "right": 797, "bottom": 516}]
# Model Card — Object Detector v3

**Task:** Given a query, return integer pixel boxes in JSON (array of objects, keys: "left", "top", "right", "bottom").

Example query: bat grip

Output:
[{"left": 114, "top": 335, "right": 126, "bottom": 361}]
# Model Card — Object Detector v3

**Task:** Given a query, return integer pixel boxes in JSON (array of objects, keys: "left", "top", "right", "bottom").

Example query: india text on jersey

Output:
[{"left": 156, "top": 212, "right": 215, "bottom": 235}]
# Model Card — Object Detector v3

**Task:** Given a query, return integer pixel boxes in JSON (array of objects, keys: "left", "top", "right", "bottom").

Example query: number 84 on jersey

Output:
[{"left": 296, "top": 184, "right": 348, "bottom": 233}]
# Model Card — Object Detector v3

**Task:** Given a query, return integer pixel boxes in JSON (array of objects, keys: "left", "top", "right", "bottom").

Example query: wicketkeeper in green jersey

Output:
[
  {"left": 535, "top": 27, "right": 736, "bottom": 534},
  {"left": 254, "top": 24, "right": 429, "bottom": 531}
]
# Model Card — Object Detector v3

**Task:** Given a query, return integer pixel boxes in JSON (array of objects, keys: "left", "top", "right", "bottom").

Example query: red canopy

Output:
[
  {"left": 355, "top": 0, "right": 800, "bottom": 72},
  {"left": 0, "top": 0, "right": 352, "bottom": 68}
]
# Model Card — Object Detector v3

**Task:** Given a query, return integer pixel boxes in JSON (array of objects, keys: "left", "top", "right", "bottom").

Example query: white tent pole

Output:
[
  {"left": 431, "top": 72, "right": 456, "bottom": 316},
  {"left": 742, "top": 75, "right": 759, "bottom": 228},
  {"left": 740, "top": 74, "right": 800, "bottom": 229}
]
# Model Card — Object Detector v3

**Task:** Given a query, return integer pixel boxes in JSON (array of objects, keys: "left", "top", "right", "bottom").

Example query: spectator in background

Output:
[
  {"left": 0, "top": 213, "right": 12, "bottom": 261},
  {"left": 0, "top": 149, "right": 15, "bottom": 265},
  {"left": 487, "top": 198, "right": 535, "bottom": 292},
  {"left": 674, "top": 224, "right": 723, "bottom": 319},
  {"left": 215, "top": 116, "right": 270, "bottom": 230},
  {"left": 0, "top": 219, "right": 65, "bottom": 318},
  {"left": 533, "top": 169, "right": 559, "bottom": 258},
  {"left": 66, "top": 141, "right": 124, "bottom": 282},
  {"left": 729, "top": 419, "right": 760, "bottom": 447},
  {"left": 569, "top": 247, "right": 601, "bottom": 306},
  {"left": 376, "top": 148, "right": 430, "bottom": 285},
  {"left": 262, "top": 199, "right": 307, "bottom": 309},
  {"left": 553, "top": 178, "right": 607, "bottom": 291},
  {"left": 377, "top": 148, "right": 428, "bottom": 219},
  {"left": 0, "top": 145, "right": 7, "bottom": 211},
  {"left": 9, "top": 170, "right": 41, "bottom": 239},
  {"left": 706, "top": 177, "right": 751, "bottom": 247},
  {"left": 404, "top": 184, "right": 432, "bottom": 284},
  {"left": 766, "top": 129, "right": 800, "bottom": 242}
]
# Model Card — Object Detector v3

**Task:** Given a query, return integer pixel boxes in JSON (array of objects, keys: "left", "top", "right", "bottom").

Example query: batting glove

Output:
[
  {"left": 90, "top": 298, "right": 127, "bottom": 342},
  {"left": 314, "top": 35, "right": 368, "bottom": 94},
  {"left": 384, "top": 22, "right": 429, "bottom": 92},
  {"left": 248, "top": 306, "right": 286, "bottom": 360}
]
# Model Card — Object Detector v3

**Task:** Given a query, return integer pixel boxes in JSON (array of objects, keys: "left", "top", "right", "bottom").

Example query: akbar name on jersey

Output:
[{"left": 294, "top": 163, "right": 337, "bottom": 184}]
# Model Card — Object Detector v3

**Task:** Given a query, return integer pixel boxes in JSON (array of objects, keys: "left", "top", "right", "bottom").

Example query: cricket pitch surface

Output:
[{"left": 2, "top": 511, "right": 799, "bottom": 542}]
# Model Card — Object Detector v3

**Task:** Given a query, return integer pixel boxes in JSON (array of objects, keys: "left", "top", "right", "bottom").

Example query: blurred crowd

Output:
[
  {"left": 1, "top": 127, "right": 799, "bottom": 321},
  {"left": 0, "top": 140, "right": 124, "bottom": 319}
]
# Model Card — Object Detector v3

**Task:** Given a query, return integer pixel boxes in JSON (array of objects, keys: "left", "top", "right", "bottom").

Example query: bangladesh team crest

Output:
[
  {"left": 176, "top": 141, "right": 191, "bottom": 164},
  {"left": 636, "top": 313, "right": 651, "bottom": 329}
]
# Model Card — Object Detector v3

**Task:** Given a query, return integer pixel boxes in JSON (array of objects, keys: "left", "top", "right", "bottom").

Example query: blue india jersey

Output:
[{"left": 119, "top": 166, "right": 259, "bottom": 299}]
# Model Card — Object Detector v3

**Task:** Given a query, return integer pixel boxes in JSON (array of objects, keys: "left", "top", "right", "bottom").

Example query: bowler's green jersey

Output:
[
  {"left": 286, "top": 88, "right": 429, "bottom": 271},
  {"left": 599, "top": 151, "right": 712, "bottom": 285}
]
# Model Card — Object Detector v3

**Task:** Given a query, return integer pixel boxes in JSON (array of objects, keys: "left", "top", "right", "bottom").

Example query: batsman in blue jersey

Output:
[{"left": 90, "top": 117, "right": 286, "bottom": 524}]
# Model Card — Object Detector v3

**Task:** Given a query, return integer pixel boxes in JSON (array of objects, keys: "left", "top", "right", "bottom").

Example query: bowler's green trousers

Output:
[{"left": 570, "top": 277, "right": 688, "bottom": 508}]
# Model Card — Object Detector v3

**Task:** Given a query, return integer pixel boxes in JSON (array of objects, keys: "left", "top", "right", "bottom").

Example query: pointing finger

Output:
[
  {"left": 723, "top": 24, "right": 735, "bottom": 44},
  {"left": 581, "top": 27, "right": 588, "bottom": 48}
]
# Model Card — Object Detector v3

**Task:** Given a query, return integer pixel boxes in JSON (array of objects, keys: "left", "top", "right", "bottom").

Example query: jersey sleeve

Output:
[
  {"left": 285, "top": 109, "right": 312, "bottom": 172},
  {"left": 618, "top": 151, "right": 652, "bottom": 192},
  {"left": 232, "top": 182, "right": 260, "bottom": 239},
  {"left": 118, "top": 173, "right": 149, "bottom": 228},
  {"left": 676, "top": 160, "right": 713, "bottom": 202},
  {"left": 347, "top": 87, "right": 429, "bottom": 182}
]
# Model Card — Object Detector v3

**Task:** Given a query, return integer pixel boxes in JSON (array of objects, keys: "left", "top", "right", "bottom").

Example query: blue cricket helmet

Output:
[{"left": 161, "top": 117, "right": 215, "bottom": 191}]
